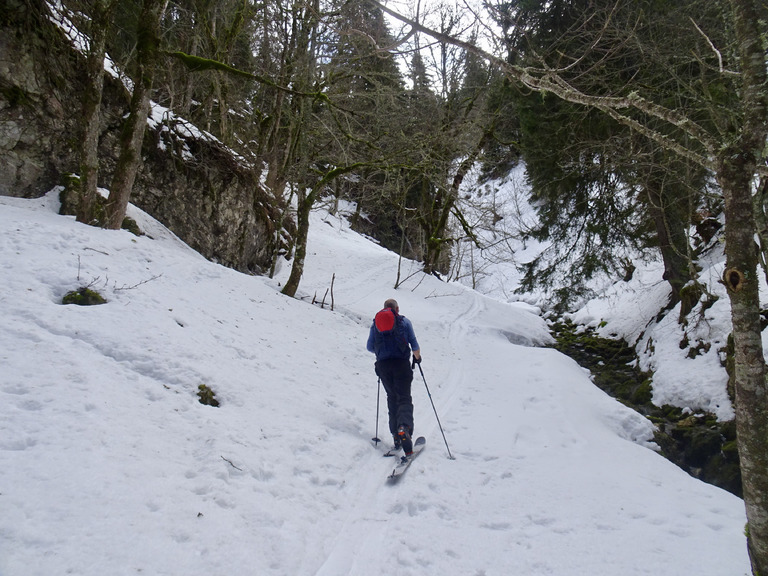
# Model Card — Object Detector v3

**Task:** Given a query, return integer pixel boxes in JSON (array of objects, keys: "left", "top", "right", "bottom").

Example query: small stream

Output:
[{"left": 551, "top": 320, "right": 742, "bottom": 497}]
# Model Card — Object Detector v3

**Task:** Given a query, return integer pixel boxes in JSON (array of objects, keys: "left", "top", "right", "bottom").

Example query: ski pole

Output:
[
  {"left": 372, "top": 377, "right": 382, "bottom": 445},
  {"left": 415, "top": 362, "right": 455, "bottom": 460}
]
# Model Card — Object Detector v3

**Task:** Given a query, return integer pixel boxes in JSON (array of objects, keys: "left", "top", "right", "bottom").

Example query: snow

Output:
[
  {"left": 0, "top": 190, "right": 750, "bottom": 575},
  {"left": 453, "top": 165, "right": 741, "bottom": 422},
  {"left": 570, "top": 247, "right": 739, "bottom": 421}
]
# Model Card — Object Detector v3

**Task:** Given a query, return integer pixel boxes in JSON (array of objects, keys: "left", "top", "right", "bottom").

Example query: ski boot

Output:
[{"left": 397, "top": 425, "right": 413, "bottom": 456}]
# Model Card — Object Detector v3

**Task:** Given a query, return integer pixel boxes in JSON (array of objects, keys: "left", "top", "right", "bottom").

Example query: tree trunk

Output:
[
  {"left": 719, "top": 147, "right": 768, "bottom": 575},
  {"left": 76, "top": 0, "right": 115, "bottom": 225},
  {"left": 421, "top": 131, "right": 490, "bottom": 274},
  {"left": 723, "top": 1, "right": 768, "bottom": 573},
  {"left": 281, "top": 190, "right": 313, "bottom": 297},
  {"left": 213, "top": 71, "right": 229, "bottom": 142},
  {"left": 104, "top": 0, "right": 164, "bottom": 230},
  {"left": 281, "top": 165, "right": 363, "bottom": 297},
  {"left": 644, "top": 176, "right": 694, "bottom": 309},
  {"left": 268, "top": 184, "right": 294, "bottom": 279}
]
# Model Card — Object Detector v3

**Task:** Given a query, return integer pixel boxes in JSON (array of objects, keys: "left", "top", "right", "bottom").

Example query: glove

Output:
[{"left": 411, "top": 356, "right": 422, "bottom": 369}]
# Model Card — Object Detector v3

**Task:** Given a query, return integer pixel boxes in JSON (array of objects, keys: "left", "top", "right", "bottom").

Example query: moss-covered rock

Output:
[
  {"left": 678, "top": 282, "right": 703, "bottom": 322},
  {"left": 551, "top": 320, "right": 654, "bottom": 413},
  {"left": 58, "top": 173, "right": 81, "bottom": 216},
  {"left": 197, "top": 384, "right": 219, "bottom": 407},
  {"left": 58, "top": 174, "right": 107, "bottom": 226},
  {"left": 631, "top": 379, "right": 653, "bottom": 405},
  {"left": 121, "top": 216, "right": 142, "bottom": 236},
  {"left": 62, "top": 287, "right": 107, "bottom": 306}
]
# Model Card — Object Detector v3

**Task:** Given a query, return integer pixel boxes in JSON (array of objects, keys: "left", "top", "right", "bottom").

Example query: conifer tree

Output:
[{"left": 492, "top": 0, "right": 716, "bottom": 310}]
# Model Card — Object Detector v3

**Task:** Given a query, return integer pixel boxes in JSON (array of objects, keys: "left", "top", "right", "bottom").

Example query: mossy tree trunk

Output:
[
  {"left": 281, "top": 188, "right": 313, "bottom": 298},
  {"left": 281, "top": 164, "right": 365, "bottom": 298},
  {"left": 76, "top": 0, "right": 117, "bottom": 226},
  {"left": 104, "top": 0, "right": 164, "bottom": 230},
  {"left": 719, "top": 143, "right": 768, "bottom": 573}
]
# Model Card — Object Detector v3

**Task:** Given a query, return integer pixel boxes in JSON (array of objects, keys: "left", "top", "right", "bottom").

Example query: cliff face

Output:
[
  {"left": 0, "top": 0, "right": 286, "bottom": 274},
  {"left": 0, "top": 1, "right": 77, "bottom": 199}
]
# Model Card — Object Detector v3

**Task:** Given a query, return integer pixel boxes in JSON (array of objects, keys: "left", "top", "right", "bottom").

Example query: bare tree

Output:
[
  {"left": 75, "top": 0, "right": 119, "bottom": 226},
  {"left": 103, "top": 0, "right": 165, "bottom": 230}
]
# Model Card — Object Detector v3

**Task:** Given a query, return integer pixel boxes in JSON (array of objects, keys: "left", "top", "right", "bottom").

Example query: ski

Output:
[{"left": 387, "top": 436, "right": 425, "bottom": 481}]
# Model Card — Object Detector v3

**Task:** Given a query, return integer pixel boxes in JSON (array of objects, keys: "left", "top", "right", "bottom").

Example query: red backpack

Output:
[
  {"left": 375, "top": 307, "right": 397, "bottom": 332},
  {"left": 373, "top": 307, "right": 410, "bottom": 359}
]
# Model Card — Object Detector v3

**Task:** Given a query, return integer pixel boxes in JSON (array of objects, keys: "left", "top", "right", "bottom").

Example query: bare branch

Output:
[
  {"left": 370, "top": 0, "right": 721, "bottom": 172},
  {"left": 689, "top": 17, "right": 738, "bottom": 76},
  {"left": 113, "top": 274, "right": 163, "bottom": 291}
]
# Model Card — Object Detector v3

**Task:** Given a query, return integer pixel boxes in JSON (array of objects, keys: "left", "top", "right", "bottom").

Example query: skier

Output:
[{"left": 367, "top": 298, "right": 421, "bottom": 455}]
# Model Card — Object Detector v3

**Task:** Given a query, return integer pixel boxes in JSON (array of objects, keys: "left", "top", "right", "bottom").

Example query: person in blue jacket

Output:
[{"left": 367, "top": 298, "right": 421, "bottom": 454}]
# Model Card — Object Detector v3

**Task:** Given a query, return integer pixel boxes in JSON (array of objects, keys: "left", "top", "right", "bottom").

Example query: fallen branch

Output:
[
  {"left": 221, "top": 456, "right": 243, "bottom": 471},
  {"left": 113, "top": 274, "right": 163, "bottom": 291}
]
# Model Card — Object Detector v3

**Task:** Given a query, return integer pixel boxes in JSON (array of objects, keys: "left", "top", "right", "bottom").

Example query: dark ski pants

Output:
[{"left": 375, "top": 357, "right": 414, "bottom": 437}]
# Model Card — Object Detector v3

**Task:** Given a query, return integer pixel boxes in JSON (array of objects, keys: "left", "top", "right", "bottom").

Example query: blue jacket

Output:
[{"left": 367, "top": 315, "right": 420, "bottom": 361}]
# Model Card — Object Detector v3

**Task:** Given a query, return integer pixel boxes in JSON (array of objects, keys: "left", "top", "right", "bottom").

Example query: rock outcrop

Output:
[{"left": 0, "top": 0, "right": 287, "bottom": 274}]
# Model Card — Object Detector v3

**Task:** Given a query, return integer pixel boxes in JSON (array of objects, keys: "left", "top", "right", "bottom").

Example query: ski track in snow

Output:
[
  {"left": 311, "top": 289, "right": 485, "bottom": 575},
  {"left": 283, "top": 210, "right": 746, "bottom": 575},
  {"left": 0, "top": 195, "right": 750, "bottom": 576}
]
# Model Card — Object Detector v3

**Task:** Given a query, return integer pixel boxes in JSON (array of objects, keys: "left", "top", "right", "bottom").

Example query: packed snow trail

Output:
[
  {"left": 0, "top": 194, "right": 750, "bottom": 575},
  {"left": 289, "top": 208, "right": 748, "bottom": 575}
]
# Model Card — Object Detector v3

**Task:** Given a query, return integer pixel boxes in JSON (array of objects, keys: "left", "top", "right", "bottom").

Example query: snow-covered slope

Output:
[
  {"left": 0, "top": 191, "right": 749, "bottom": 575},
  {"left": 454, "top": 166, "right": 740, "bottom": 422}
]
